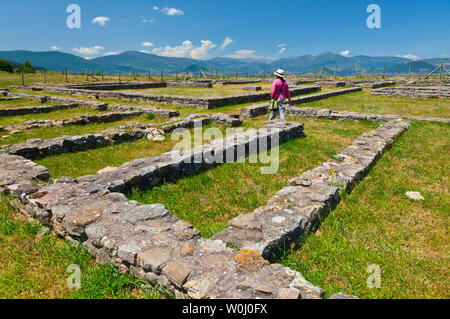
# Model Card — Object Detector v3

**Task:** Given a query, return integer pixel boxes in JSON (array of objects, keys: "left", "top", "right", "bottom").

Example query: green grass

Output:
[
  {"left": 301, "top": 89, "right": 450, "bottom": 118},
  {"left": 128, "top": 117, "right": 379, "bottom": 238},
  {"left": 36, "top": 123, "right": 231, "bottom": 179},
  {"left": 0, "top": 98, "right": 55, "bottom": 109},
  {"left": 124, "top": 83, "right": 274, "bottom": 97},
  {"left": 37, "top": 137, "right": 178, "bottom": 178},
  {"left": 0, "top": 106, "right": 110, "bottom": 127},
  {"left": 278, "top": 121, "right": 450, "bottom": 299},
  {"left": 0, "top": 195, "right": 164, "bottom": 299},
  {"left": 0, "top": 114, "right": 164, "bottom": 146},
  {"left": 11, "top": 85, "right": 336, "bottom": 116}
]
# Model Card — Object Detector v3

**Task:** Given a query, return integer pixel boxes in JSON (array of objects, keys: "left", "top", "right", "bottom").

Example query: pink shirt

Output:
[{"left": 271, "top": 78, "right": 291, "bottom": 100}]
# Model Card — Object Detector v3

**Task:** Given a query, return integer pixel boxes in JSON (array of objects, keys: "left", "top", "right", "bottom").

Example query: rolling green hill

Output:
[{"left": 0, "top": 50, "right": 444, "bottom": 75}]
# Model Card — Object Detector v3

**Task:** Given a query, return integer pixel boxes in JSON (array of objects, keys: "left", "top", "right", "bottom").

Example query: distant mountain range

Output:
[{"left": 0, "top": 50, "right": 448, "bottom": 76}]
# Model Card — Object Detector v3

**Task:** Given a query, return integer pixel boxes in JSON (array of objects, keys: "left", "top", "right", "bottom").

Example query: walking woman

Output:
[{"left": 269, "top": 69, "right": 292, "bottom": 121}]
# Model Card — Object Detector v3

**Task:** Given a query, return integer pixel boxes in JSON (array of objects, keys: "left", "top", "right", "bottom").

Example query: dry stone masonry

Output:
[
  {"left": 0, "top": 103, "right": 79, "bottom": 117},
  {"left": 13, "top": 85, "right": 321, "bottom": 109},
  {"left": 372, "top": 86, "right": 450, "bottom": 98},
  {"left": 9, "top": 92, "right": 108, "bottom": 110},
  {"left": 243, "top": 86, "right": 262, "bottom": 91},
  {"left": 291, "top": 107, "right": 449, "bottom": 124},
  {"left": 240, "top": 87, "right": 362, "bottom": 118},
  {"left": 0, "top": 121, "right": 328, "bottom": 299},
  {"left": 1, "top": 129, "right": 145, "bottom": 160},
  {"left": 212, "top": 120, "right": 411, "bottom": 260},
  {"left": 7, "top": 92, "right": 180, "bottom": 118},
  {"left": 73, "top": 121, "right": 304, "bottom": 193},
  {"left": 0, "top": 111, "right": 144, "bottom": 133},
  {"left": 161, "top": 113, "right": 242, "bottom": 133}
]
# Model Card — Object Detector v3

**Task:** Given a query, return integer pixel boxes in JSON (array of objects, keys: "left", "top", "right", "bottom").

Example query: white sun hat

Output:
[{"left": 274, "top": 69, "right": 285, "bottom": 78}]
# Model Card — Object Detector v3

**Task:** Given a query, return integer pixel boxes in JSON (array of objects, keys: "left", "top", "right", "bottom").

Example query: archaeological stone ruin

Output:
[{"left": 0, "top": 76, "right": 448, "bottom": 300}]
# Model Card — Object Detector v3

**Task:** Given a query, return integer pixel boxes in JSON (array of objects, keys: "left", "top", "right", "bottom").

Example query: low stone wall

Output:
[
  {"left": 354, "top": 81, "right": 395, "bottom": 89},
  {"left": 212, "top": 120, "right": 411, "bottom": 260},
  {"left": 288, "top": 107, "right": 400, "bottom": 122},
  {"left": 166, "top": 81, "right": 213, "bottom": 88},
  {"left": 289, "top": 107, "right": 450, "bottom": 124},
  {"left": 161, "top": 113, "right": 242, "bottom": 133},
  {"left": 243, "top": 86, "right": 262, "bottom": 91},
  {"left": 108, "top": 104, "right": 180, "bottom": 118},
  {"left": 74, "top": 121, "right": 305, "bottom": 193},
  {"left": 0, "top": 121, "right": 329, "bottom": 299},
  {"left": 8, "top": 92, "right": 180, "bottom": 118},
  {"left": 240, "top": 87, "right": 362, "bottom": 118},
  {"left": 17, "top": 85, "right": 321, "bottom": 109},
  {"left": 209, "top": 113, "right": 242, "bottom": 127},
  {"left": 0, "top": 111, "right": 144, "bottom": 133},
  {"left": 0, "top": 97, "right": 20, "bottom": 101},
  {"left": 219, "top": 80, "right": 261, "bottom": 85},
  {"left": 0, "top": 103, "right": 79, "bottom": 117},
  {"left": 372, "top": 86, "right": 450, "bottom": 98},
  {"left": 64, "top": 82, "right": 167, "bottom": 91},
  {"left": 1, "top": 129, "right": 145, "bottom": 160},
  {"left": 9, "top": 92, "right": 108, "bottom": 111}
]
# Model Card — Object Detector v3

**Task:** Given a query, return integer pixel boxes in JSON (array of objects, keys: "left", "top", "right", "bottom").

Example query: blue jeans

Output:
[{"left": 269, "top": 99, "right": 285, "bottom": 121}]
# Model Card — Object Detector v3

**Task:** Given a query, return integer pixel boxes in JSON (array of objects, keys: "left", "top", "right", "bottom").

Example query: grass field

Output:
[
  {"left": 0, "top": 114, "right": 164, "bottom": 146},
  {"left": 123, "top": 83, "right": 273, "bottom": 96},
  {"left": 36, "top": 123, "right": 231, "bottom": 178},
  {"left": 0, "top": 106, "right": 111, "bottom": 127},
  {"left": 279, "top": 121, "right": 450, "bottom": 299},
  {"left": 0, "top": 98, "right": 55, "bottom": 110},
  {"left": 0, "top": 195, "right": 163, "bottom": 299},
  {"left": 0, "top": 73, "right": 448, "bottom": 299},
  {"left": 301, "top": 89, "right": 450, "bottom": 118},
  {"left": 128, "top": 117, "right": 379, "bottom": 238}
]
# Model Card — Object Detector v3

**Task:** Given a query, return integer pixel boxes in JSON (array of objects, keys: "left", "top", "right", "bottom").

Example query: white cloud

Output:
[
  {"left": 152, "top": 40, "right": 216, "bottom": 60},
  {"left": 153, "top": 40, "right": 193, "bottom": 58},
  {"left": 72, "top": 46, "right": 105, "bottom": 56},
  {"left": 340, "top": 50, "right": 350, "bottom": 57},
  {"left": 225, "top": 50, "right": 259, "bottom": 59},
  {"left": 161, "top": 7, "right": 184, "bottom": 16},
  {"left": 103, "top": 51, "right": 121, "bottom": 56},
  {"left": 92, "top": 16, "right": 110, "bottom": 27},
  {"left": 141, "top": 41, "right": 154, "bottom": 47},
  {"left": 396, "top": 54, "right": 420, "bottom": 60},
  {"left": 191, "top": 40, "right": 216, "bottom": 59},
  {"left": 153, "top": 6, "right": 159, "bottom": 11},
  {"left": 219, "top": 37, "right": 233, "bottom": 50},
  {"left": 51, "top": 46, "right": 61, "bottom": 51},
  {"left": 139, "top": 50, "right": 151, "bottom": 54}
]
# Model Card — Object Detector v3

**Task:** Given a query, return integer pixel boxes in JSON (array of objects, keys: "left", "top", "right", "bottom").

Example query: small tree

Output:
[
  {"left": 0, "top": 59, "right": 13, "bottom": 73},
  {"left": 15, "top": 60, "right": 36, "bottom": 74}
]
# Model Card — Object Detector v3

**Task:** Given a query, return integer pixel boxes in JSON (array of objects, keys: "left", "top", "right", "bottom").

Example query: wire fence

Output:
[{"left": 1, "top": 64, "right": 448, "bottom": 87}]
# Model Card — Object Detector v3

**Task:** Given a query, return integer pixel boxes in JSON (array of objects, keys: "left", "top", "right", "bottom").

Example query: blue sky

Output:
[{"left": 0, "top": 0, "right": 448, "bottom": 60}]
